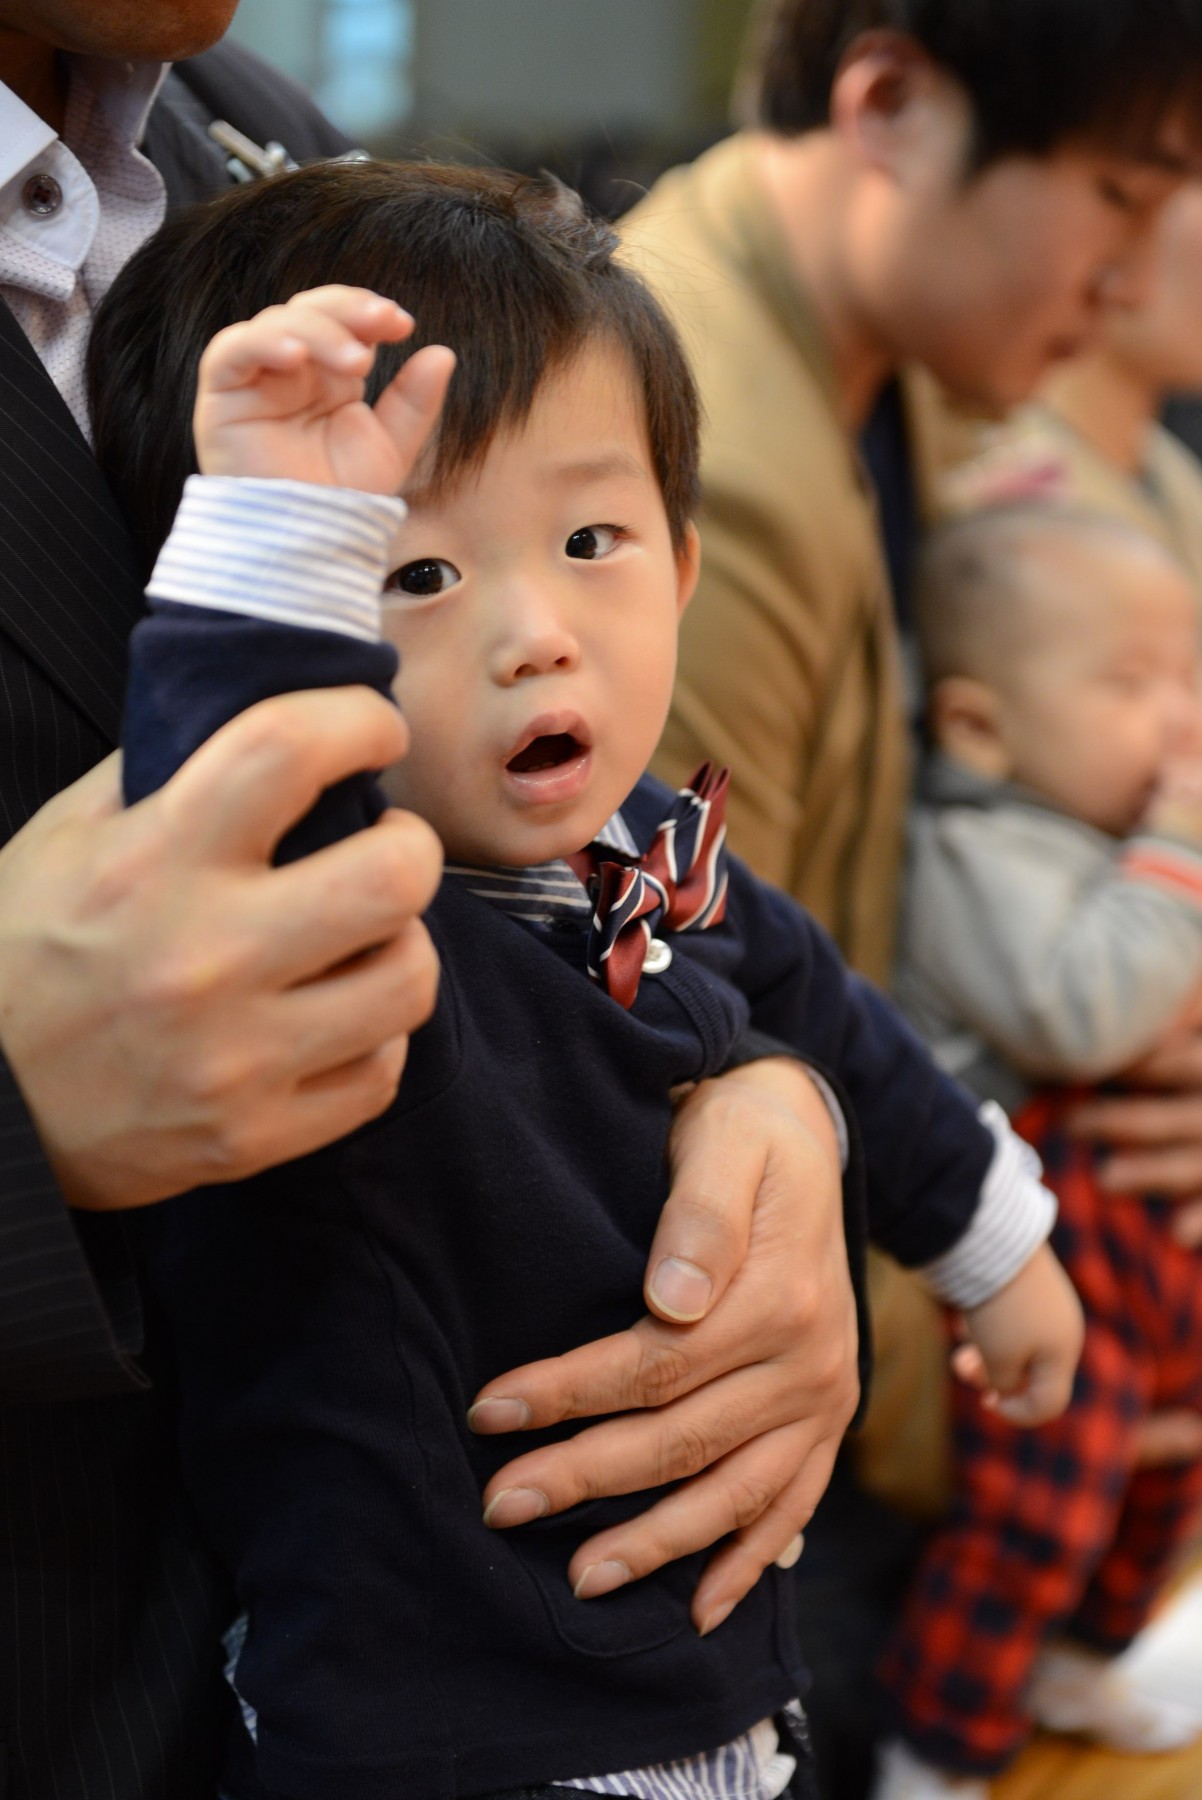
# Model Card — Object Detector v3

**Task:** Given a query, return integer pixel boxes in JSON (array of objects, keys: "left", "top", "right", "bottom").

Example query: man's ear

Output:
[
  {"left": 675, "top": 522, "right": 701, "bottom": 618},
  {"left": 928, "top": 675, "right": 1013, "bottom": 781},
  {"left": 829, "top": 30, "right": 961, "bottom": 181}
]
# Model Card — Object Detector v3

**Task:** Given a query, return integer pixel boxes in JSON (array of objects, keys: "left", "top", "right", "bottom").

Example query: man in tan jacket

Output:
[
  {"left": 624, "top": 2, "right": 1201, "bottom": 981},
  {"left": 623, "top": 3, "right": 1202, "bottom": 1796}
]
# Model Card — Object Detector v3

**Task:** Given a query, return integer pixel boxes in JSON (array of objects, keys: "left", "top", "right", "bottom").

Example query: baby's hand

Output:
[
  {"left": 951, "top": 1243, "right": 1084, "bottom": 1427},
  {"left": 193, "top": 285, "right": 456, "bottom": 494},
  {"left": 1141, "top": 756, "right": 1202, "bottom": 849}
]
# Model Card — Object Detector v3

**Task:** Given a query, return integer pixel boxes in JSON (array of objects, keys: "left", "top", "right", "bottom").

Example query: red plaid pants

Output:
[{"left": 877, "top": 1091, "right": 1202, "bottom": 1776}]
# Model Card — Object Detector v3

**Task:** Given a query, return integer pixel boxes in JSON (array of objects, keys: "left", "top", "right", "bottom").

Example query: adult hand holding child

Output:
[{"left": 0, "top": 289, "right": 455, "bottom": 1223}]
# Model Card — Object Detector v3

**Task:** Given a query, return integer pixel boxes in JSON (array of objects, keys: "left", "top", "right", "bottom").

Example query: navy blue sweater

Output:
[{"left": 125, "top": 602, "right": 992, "bottom": 1800}]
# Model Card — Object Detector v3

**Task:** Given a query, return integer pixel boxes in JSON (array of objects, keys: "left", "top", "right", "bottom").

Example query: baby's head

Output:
[
  {"left": 88, "top": 161, "right": 701, "bottom": 866},
  {"left": 917, "top": 505, "right": 1202, "bottom": 836}
]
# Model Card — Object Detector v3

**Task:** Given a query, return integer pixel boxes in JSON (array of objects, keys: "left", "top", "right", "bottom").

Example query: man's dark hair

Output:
[
  {"left": 749, "top": 0, "right": 1202, "bottom": 166},
  {"left": 88, "top": 161, "right": 700, "bottom": 576}
]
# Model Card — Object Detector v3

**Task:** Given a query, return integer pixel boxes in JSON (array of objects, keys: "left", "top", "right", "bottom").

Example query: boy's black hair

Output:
[
  {"left": 87, "top": 161, "right": 700, "bottom": 577},
  {"left": 749, "top": 0, "right": 1202, "bottom": 167}
]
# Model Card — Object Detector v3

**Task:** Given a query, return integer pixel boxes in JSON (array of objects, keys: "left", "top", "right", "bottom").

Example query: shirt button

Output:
[
  {"left": 22, "top": 172, "right": 63, "bottom": 218},
  {"left": 642, "top": 937, "right": 673, "bottom": 976}
]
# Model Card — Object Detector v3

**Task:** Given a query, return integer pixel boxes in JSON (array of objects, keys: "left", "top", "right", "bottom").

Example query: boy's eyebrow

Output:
[
  {"left": 544, "top": 451, "right": 651, "bottom": 486},
  {"left": 400, "top": 452, "right": 649, "bottom": 515}
]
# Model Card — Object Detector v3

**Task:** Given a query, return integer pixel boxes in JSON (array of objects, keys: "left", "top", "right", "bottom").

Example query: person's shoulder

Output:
[
  {"left": 620, "top": 135, "right": 743, "bottom": 261},
  {"left": 622, "top": 137, "right": 824, "bottom": 385},
  {"left": 169, "top": 37, "right": 354, "bottom": 164},
  {"left": 1148, "top": 418, "right": 1202, "bottom": 511},
  {"left": 911, "top": 783, "right": 1109, "bottom": 893}
]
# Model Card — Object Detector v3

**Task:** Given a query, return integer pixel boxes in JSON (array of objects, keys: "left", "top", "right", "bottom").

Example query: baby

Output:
[
  {"left": 89, "top": 163, "right": 1080, "bottom": 1800},
  {"left": 880, "top": 505, "right": 1202, "bottom": 1799}
]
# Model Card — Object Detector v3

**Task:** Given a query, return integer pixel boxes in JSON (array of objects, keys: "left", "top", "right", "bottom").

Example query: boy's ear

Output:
[
  {"left": 928, "top": 676, "right": 1013, "bottom": 782},
  {"left": 829, "top": 31, "right": 964, "bottom": 183},
  {"left": 675, "top": 522, "right": 701, "bottom": 618}
]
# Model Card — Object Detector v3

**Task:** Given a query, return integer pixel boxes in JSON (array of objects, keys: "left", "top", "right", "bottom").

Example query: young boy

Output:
[
  {"left": 881, "top": 505, "right": 1202, "bottom": 1799},
  {"left": 90, "top": 162, "right": 1080, "bottom": 1800}
]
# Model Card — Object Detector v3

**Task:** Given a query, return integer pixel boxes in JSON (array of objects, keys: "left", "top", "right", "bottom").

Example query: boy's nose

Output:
[{"left": 491, "top": 604, "right": 581, "bottom": 685}]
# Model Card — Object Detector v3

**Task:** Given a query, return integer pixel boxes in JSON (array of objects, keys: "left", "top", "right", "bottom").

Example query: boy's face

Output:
[
  {"left": 379, "top": 341, "right": 697, "bottom": 868},
  {"left": 988, "top": 538, "right": 1202, "bottom": 835},
  {"left": 842, "top": 63, "right": 1192, "bottom": 409}
]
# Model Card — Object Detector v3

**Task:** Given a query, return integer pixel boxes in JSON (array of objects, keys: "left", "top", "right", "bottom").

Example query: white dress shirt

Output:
[{"left": 0, "top": 56, "right": 167, "bottom": 439}]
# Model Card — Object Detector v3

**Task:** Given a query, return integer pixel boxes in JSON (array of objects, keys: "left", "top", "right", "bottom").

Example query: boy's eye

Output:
[
  {"left": 565, "top": 525, "right": 620, "bottom": 561},
  {"left": 385, "top": 558, "right": 461, "bottom": 597}
]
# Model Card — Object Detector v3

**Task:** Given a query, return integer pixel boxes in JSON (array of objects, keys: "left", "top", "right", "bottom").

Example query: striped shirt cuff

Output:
[
  {"left": 148, "top": 475, "right": 407, "bottom": 643},
  {"left": 918, "top": 1101, "right": 1057, "bottom": 1310},
  {"left": 1121, "top": 834, "right": 1202, "bottom": 912}
]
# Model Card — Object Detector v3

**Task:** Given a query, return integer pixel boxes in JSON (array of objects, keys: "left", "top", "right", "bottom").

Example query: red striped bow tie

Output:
[{"left": 586, "top": 762, "right": 730, "bottom": 1010}]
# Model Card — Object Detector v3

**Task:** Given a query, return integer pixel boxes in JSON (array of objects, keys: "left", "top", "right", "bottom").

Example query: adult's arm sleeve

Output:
[
  {"left": 0, "top": 1056, "right": 148, "bottom": 1402},
  {"left": 906, "top": 806, "right": 1202, "bottom": 1082}
]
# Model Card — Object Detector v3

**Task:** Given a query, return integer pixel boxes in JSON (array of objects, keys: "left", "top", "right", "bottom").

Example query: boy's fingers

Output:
[
  {"left": 378, "top": 344, "right": 457, "bottom": 476},
  {"left": 203, "top": 291, "right": 413, "bottom": 391},
  {"left": 988, "top": 1352, "right": 1074, "bottom": 1427},
  {"left": 282, "top": 285, "right": 414, "bottom": 341},
  {"left": 950, "top": 1342, "right": 989, "bottom": 1391},
  {"left": 214, "top": 307, "right": 373, "bottom": 387}
]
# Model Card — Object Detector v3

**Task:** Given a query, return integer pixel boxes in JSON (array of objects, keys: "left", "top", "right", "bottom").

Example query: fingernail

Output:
[
  {"left": 775, "top": 1533, "right": 805, "bottom": 1570},
  {"left": 467, "top": 1397, "right": 531, "bottom": 1434},
  {"left": 573, "top": 1560, "right": 632, "bottom": 1600},
  {"left": 650, "top": 1256, "right": 713, "bottom": 1322},
  {"left": 699, "top": 1600, "right": 735, "bottom": 1636},
  {"left": 338, "top": 340, "right": 370, "bottom": 365},
  {"left": 483, "top": 1487, "right": 548, "bottom": 1529}
]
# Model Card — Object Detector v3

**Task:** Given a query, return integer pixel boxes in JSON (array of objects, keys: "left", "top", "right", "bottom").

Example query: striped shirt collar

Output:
[{"left": 442, "top": 809, "right": 640, "bottom": 926}]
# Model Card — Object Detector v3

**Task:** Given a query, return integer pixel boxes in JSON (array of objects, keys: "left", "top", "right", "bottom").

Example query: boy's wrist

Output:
[
  {"left": 918, "top": 1101, "right": 1057, "bottom": 1311},
  {"left": 148, "top": 475, "right": 407, "bottom": 644}
]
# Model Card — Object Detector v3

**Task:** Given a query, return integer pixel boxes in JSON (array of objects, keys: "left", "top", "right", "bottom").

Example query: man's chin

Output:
[{"left": 28, "top": 1, "right": 239, "bottom": 63}]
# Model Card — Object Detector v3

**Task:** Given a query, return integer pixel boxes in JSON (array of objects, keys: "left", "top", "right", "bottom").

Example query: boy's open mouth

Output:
[{"left": 506, "top": 732, "right": 585, "bottom": 774}]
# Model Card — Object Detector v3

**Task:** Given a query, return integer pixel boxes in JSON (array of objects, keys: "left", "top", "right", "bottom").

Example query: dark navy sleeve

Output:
[
  {"left": 122, "top": 600, "right": 399, "bottom": 862},
  {"left": 723, "top": 855, "right": 994, "bottom": 1271}
]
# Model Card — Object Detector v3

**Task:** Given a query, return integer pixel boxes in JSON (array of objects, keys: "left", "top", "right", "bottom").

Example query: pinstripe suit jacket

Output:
[{"left": 0, "top": 43, "right": 349, "bottom": 1800}]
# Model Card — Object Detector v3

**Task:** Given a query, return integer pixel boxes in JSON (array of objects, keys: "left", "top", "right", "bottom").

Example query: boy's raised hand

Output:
[
  {"left": 194, "top": 285, "right": 456, "bottom": 494},
  {"left": 952, "top": 1242, "right": 1084, "bottom": 1427}
]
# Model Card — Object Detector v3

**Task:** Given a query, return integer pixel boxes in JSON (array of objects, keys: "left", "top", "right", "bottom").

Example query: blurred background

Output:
[{"left": 227, "top": 0, "right": 757, "bottom": 216}]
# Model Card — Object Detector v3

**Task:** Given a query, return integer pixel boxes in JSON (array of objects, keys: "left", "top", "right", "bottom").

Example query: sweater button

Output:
[{"left": 642, "top": 937, "right": 673, "bottom": 975}]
